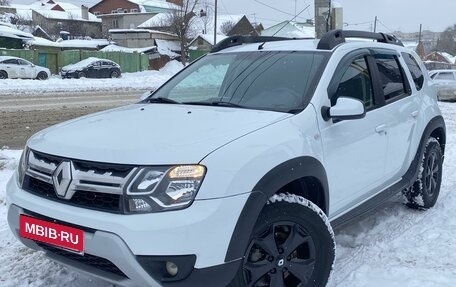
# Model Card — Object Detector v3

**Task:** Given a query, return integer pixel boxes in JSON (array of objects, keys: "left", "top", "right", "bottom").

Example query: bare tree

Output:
[
  {"left": 165, "top": 0, "right": 200, "bottom": 64},
  {"left": 0, "top": 0, "right": 11, "bottom": 6},
  {"left": 220, "top": 20, "right": 236, "bottom": 35},
  {"left": 435, "top": 24, "right": 456, "bottom": 55}
]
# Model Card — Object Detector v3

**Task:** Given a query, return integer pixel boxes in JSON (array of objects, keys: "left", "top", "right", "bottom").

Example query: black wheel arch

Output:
[
  {"left": 403, "top": 115, "right": 446, "bottom": 186},
  {"left": 224, "top": 156, "right": 329, "bottom": 262}
]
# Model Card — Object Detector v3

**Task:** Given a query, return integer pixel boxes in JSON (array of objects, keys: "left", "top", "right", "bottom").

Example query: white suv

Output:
[{"left": 6, "top": 30, "right": 446, "bottom": 287}]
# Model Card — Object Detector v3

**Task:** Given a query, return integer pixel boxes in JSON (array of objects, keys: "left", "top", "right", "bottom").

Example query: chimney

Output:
[{"left": 81, "top": 5, "right": 89, "bottom": 20}]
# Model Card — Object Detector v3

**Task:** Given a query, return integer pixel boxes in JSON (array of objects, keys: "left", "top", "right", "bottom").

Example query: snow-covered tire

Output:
[
  {"left": 0, "top": 70, "right": 8, "bottom": 79},
  {"left": 230, "top": 193, "right": 335, "bottom": 287},
  {"left": 36, "top": 71, "right": 48, "bottom": 80},
  {"left": 403, "top": 137, "right": 443, "bottom": 209},
  {"left": 110, "top": 70, "right": 120, "bottom": 78},
  {"left": 78, "top": 71, "right": 86, "bottom": 78}
]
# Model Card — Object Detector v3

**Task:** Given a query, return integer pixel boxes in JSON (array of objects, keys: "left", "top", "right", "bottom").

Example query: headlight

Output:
[
  {"left": 126, "top": 165, "right": 206, "bottom": 213},
  {"left": 16, "top": 147, "right": 29, "bottom": 188}
]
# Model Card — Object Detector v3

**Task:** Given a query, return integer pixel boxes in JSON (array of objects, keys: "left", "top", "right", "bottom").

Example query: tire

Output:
[
  {"left": 78, "top": 71, "right": 86, "bottom": 78},
  {"left": 110, "top": 70, "right": 119, "bottom": 78},
  {"left": 36, "top": 71, "right": 48, "bottom": 80},
  {"left": 403, "top": 137, "right": 443, "bottom": 209},
  {"left": 230, "top": 194, "right": 335, "bottom": 287},
  {"left": 0, "top": 70, "right": 8, "bottom": 79}
]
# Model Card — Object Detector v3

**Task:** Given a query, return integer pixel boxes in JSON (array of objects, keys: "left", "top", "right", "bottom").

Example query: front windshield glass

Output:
[{"left": 151, "top": 51, "right": 327, "bottom": 112}]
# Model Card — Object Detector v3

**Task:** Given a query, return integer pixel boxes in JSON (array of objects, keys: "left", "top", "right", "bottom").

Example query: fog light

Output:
[{"left": 166, "top": 261, "right": 178, "bottom": 277}]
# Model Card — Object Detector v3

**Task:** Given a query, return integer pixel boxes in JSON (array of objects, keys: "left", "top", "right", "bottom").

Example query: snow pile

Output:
[
  {"left": 0, "top": 62, "right": 184, "bottom": 96},
  {"left": 0, "top": 103, "right": 455, "bottom": 286}
]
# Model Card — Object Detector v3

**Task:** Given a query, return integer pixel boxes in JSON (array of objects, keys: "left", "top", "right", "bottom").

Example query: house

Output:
[
  {"left": 187, "top": 34, "right": 227, "bottom": 61},
  {"left": 261, "top": 21, "right": 315, "bottom": 38},
  {"left": 0, "top": 23, "right": 33, "bottom": 48},
  {"left": 0, "top": 0, "right": 102, "bottom": 39},
  {"left": 89, "top": 0, "right": 182, "bottom": 37},
  {"left": 425, "top": 51, "right": 456, "bottom": 64}
]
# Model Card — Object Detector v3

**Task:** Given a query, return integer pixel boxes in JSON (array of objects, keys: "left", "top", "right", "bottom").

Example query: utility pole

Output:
[
  {"left": 214, "top": 0, "right": 218, "bottom": 45},
  {"left": 374, "top": 16, "right": 377, "bottom": 33},
  {"left": 418, "top": 24, "right": 422, "bottom": 43}
]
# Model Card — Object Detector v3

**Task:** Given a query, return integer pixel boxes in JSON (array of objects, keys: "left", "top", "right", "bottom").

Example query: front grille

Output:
[
  {"left": 24, "top": 176, "right": 122, "bottom": 213},
  {"left": 37, "top": 242, "right": 128, "bottom": 278},
  {"left": 22, "top": 150, "right": 137, "bottom": 214}
]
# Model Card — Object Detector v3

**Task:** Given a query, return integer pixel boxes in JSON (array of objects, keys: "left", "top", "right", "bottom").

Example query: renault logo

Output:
[{"left": 53, "top": 161, "right": 73, "bottom": 198}]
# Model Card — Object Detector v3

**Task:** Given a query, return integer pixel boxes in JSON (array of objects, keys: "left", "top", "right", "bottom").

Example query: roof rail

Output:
[
  {"left": 210, "top": 35, "right": 290, "bottom": 53},
  {"left": 317, "top": 29, "right": 404, "bottom": 50}
]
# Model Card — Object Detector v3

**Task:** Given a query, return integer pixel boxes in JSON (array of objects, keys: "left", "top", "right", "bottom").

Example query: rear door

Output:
[
  {"left": 2, "top": 59, "right": 19, "bottom": 78},
  {"left": 319, "top": 50, "right": 388, "bottom": 215},
  {"left": 17, "top": 59, "right": 35, "bottom": 79},
  {"left": 370, "top": 49, "right": 420, "bottom": 179}
]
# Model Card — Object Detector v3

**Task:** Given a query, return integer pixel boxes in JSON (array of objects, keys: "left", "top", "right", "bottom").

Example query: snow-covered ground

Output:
[
  {"left": 0, "top": 61, "right": 184, "bottom": 96},
  {"left": 0, "top": 103, "right": 455, "bottom": 286}
]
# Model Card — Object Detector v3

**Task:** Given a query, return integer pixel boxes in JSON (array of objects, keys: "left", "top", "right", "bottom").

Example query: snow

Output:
[
  {"left": 155, "top": 39, "right": 180, "bottom": 57},
  {"left": 0, "top": 60, "right": 184, "bottom": 96},
  {"left": 0, "top": 102, "right": 455, "bottom": 286},
  {"left": 138, "top": 12, "right": 170, "bottom": 28},
  {"left": 190, "top": 34, "right": 228, "bottom": 46},
  {"left": 0, "top": 24, "right": 33, "bottom": 40},
  {"left": 100, "top": 44, "right": 156, "bottom": 54},
  {"left": 261, "top": 21, "right": 315, "bottom": 38},
  {"left": 129, "top": 0, "right": 181, "bottom": 11}
]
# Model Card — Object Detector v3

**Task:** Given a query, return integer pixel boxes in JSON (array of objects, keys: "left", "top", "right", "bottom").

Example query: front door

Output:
[{"left": 318, "top": 52, "right": 388, "bottom": 217}]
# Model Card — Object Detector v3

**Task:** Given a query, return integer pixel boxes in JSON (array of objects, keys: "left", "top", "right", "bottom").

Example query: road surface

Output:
[{"left": 0, "top": 91, "right": 145, "bottom": 149}]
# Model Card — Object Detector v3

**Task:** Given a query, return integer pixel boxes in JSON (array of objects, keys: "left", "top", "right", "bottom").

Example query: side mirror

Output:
[{"left": 323, "top": 97, "right": 366, "bottom": 121}]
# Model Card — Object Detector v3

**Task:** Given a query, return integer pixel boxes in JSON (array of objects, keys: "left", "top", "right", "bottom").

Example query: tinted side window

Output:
[
  {"left": 402, "top": 52, "right": 424, "bottom": 90},
  {"left": 435, "top": 72, "right": 454, "bottom": 80},
  {"left": 374, "top": 54, "right": 407, "bottom": 101},
  {"left": 3, "top": 59, "right": 18, "bottom": 65},
  {"left": 334, "top": 56, "right": 374, "bottom": 109}
]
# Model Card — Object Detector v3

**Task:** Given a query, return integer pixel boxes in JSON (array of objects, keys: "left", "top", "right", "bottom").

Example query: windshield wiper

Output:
[
  {"left": 148, "top": 97, "right": 181, "bottom": 104},
  {"left": 183, "top": 101, "right": 244, "bottom": 108}
]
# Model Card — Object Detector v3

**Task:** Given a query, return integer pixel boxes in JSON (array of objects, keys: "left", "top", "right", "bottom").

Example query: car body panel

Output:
[{"left": 0, "top": 56, "right": 50, "bottom": 79}]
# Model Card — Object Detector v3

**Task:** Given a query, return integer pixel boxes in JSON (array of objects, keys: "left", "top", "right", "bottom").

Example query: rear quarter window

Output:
[{"left": 401, "top": 52, "right": 424, "bottom": 90}]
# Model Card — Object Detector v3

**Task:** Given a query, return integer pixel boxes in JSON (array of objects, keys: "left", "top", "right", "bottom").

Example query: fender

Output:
[
  {"left": 224, "top": 156, "right": 329, "bottom": 262},
  {"left": 403, "top": 115, "right": 446, "bottom": 186}
]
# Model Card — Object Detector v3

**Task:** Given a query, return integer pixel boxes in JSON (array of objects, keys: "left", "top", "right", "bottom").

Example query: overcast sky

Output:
[{"left": 14, "top": 0, "right": 456, "bottom": 32}]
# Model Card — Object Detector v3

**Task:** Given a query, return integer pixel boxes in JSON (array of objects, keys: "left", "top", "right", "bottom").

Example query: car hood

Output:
[{"left": 27, "top": 104, "right": 292, "bottom": 165}]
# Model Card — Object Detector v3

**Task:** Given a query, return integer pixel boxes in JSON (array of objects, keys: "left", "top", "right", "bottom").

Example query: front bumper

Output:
[{"left": 6, "top": 176, "right": 246, "bottom": 286}]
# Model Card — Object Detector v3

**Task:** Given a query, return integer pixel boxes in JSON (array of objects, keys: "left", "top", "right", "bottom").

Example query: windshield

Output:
[{"left": 150, "top": 51, "right": 327, "bottom": 113}]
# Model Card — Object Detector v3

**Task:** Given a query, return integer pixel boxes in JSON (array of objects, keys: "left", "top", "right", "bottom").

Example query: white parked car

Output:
[
  {"left": 0, "top": 56, "right": 50, "bottom": 80},
  {"left": 7, "top": 30, "right": 446, "bottom": 287},
  {"left": 429, "top": 69, "right": 456, "bottom": 101}
]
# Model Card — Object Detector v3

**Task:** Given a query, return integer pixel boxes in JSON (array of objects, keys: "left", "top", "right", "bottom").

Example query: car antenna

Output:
[{"left": 258, "top": 4, "right": 311, "bottom": 50}]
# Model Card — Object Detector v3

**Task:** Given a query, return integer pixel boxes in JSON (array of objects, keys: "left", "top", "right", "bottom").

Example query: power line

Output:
[
  {"left": 377, "top": 19, "right": 394, "bottom": 33},
  {"left": 253, "top": 0, "right": 307, "bottom": 21}
]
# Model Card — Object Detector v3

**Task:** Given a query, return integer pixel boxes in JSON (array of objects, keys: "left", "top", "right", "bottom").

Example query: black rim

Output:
[
  {"left": 243, "top": 222, "right": 316, "bottom": 287},
  {"left": 424, "top": 150, "right": 440, "bottom": 197},
  {"left": 0, "top": 72, "right": 6, "bottom": 79},
  {"left": 111, "top": 71, "right": 118, "bottom": 78}
]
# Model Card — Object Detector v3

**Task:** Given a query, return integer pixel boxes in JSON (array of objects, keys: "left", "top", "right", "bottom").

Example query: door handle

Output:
[
  {"left": 375, "top": 124, "right": 387, "bottom": 133},
  {"left": 411, "top": 110, "right": 419, "bottom": 118}
]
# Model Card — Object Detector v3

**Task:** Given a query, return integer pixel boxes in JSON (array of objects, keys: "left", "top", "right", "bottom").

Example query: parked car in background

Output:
[
  {"left": 60, "top": 57, "right": 121, "bottom": 79},
  {"left": 429, "top": 69, "right": 456, "bottom": 101},
  {"left": 0, "top": 56, "right": 50, "bottom": 80}
]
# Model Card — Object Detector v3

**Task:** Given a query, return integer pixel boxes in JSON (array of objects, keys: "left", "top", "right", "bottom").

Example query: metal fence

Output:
[{"left": 0, "top": 48, "right": 149, "bottom": 74}]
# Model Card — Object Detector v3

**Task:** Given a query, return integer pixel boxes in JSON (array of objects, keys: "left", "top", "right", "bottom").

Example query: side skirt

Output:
[{"left": 330, "top": 178, "right": 409, "bottom": 229}]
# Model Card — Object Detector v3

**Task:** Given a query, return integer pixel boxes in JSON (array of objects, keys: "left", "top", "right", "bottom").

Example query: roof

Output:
[
  {"left": 139, "top": 13, "right": 248, "bottom": 38},
  {"left": 155, "top": 39, "right": 180, "bottom": 57},
  {"left": 25, "top": 37, "right": 111, "bottom": 48},
  {"left": 0, "top": 56, "right": 17, "bottom": 61},
  {"left": 261, "top": 21, "right": 315, "bottom": 38},
  {"left": 109, "top": 28, "right": 177, "bottom": 37},
  {"left": 212, "top": 37, "right": 413, "bottom": 55},
  {"left": 100, "top": 44, "right": 157, "bottom": 53},
  {"left": 129, "top": 0, "right": 180, "bottom": 11},
  {"left": 0, "top": 24, "right": 34, "bottom": 39},
  {"left": 4, "top": 0, "right": 100, "bottom": 22},
  {"left": 189, "top": 34, "right": 228, "bottom": 46},
  {"left": 138, "top": 12, "right": 170, "bottom": 28}
]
